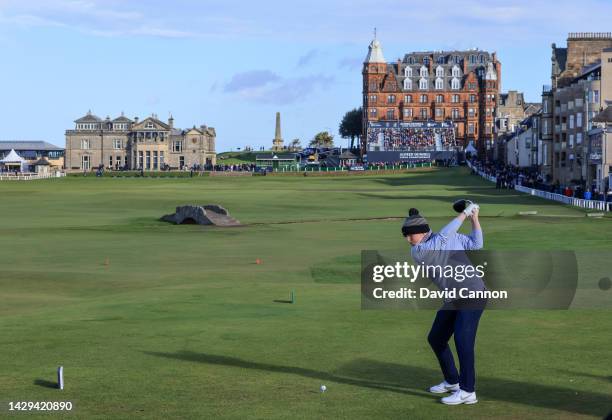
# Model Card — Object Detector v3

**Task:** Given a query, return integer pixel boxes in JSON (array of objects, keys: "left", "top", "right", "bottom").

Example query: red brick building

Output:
[{"left": 362, "top": 37, "right": 501, "bottom": 155}]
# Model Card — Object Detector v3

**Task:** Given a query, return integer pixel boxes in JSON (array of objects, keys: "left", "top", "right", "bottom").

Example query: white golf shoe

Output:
[
  {"left": 429, "top": 380, "right": 460, "bottom": 394},
  {"left": 441, "top": 389, "right": 478, "bottom": 405}
]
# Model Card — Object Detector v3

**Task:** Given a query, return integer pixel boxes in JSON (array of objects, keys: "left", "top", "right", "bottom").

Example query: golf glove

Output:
[{"left": 463, "top": 203, "right": 479, "bottom": 216}]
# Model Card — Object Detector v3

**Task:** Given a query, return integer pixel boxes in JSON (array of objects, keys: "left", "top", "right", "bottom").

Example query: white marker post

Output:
[{"left": 57, "top": 366, "right": 64, "bottom": 390}]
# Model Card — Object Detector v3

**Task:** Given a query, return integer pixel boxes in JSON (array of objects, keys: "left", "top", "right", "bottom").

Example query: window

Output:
[
  {"left": 419, "top": 78, "right": 428, "bottom": 90},
  {"left": 468, "top": 123, "right": 475, "bottom": 134},
  {"left": 81, "top": 139, "right": 90, "bottom": 149},
  {"left": 174, "top": 141, "right": 182, "bottom": 152},
  {"left": 420, "top": 94, "right": 428, "bottom": 103},
  {"left": 387, "top": 95, "right": 396, "bottom": 104},
  {"left": 369, "top": 108, "right": 377, "bottom": 117},
  {"left": 593, "top": 90, "right": 600, "bottom": 103},
  {"left": 451, "top": 65, "right": 461, "bottom": 78},
  {"left": 436, "top": 94, "right": 444, "bottom": 103},
  {"left": 435, "top": 66, "right": 444, "bottom": 77},
  {"left": 437, "top": 56, "right": 445, "bottom": 64},
  {"left": 153, "top": 151, "right": 158, "bottom": 169},
  {"left": 145, "top": 151, "right": 151, "bottom": 169},
  {"left": 479, "top": 54, "right": 484, "bottom": 63},
  {"left": 160, "top": 151, "right": 165, "bottom": 167},
  {"left": 423, "top": 57, "right": 430, "bottom": 66},
  {"left": 470, "top": 55, "right": 476, "bottom": 64},
  {"left": 138, "top": 151, "right": 143, "bottom": 168},
  {"left": 419, "top": 66, "right": 428, "bottom": 77},
  {"left": 403, "top": 108, "right": 413, "bottom": 117},
  {"left": 403, "top": 79, "right": 412, "bottom": 90},
  {"left": 420, "top": 108, "right": 428, "bottom": 119},
  {"left": 468, "top": 82, "right": 476, "bottom": 90},
  {"left": 569, "top": 134, "right": 574, "bottom": 147},
  {"left": 469, "top": 94, "right": 477, "bottom": 103},
  {"left": 468, "top": 108, "right": 476, "bottom": 117},
  {"left": 543, "top": 100, "right": 549, "bottom": 113},
  {"left": 435, "top": 108, "right": 444, "bottom": 117},
  {"left": 405, "top": 95, "right": 412, "bottom": 103},
  {"left": 404, "top": 67, "right": 412, "bottom": 77},
  {"left": 109, "top": 155, "right": 113, "bottom": 167},
  {"left": 81, "top": 155, "right": 90, "bottom": 170},
  {"left": 145, "top": 122, "right": 154, "bottom": 128},
  {"left": 369, "top": 95, "right": 377, "bottom": 103},
  {"left": 386, "top": 109, "right": 395, "bottom": 119},
  {"left": 576, "top": 133, "right": 582, "bottom": 144},
  {"left": 577, "top": 112, "right": 583, "bottom": 127},
  {"left": 452, "top": 108, "right": 460, "bottom": 119},
  {"left": 435, "top": 78, "right": 443, "bottom": 90},
  {"left": 408, "top": 57, "right": 414, "bottom": 64},
  {"left": 369, "top": 82, "right": 378, "bottom": 90},
  {"left": 451, "top": 78, "right": 460, "bottom": 90},
  {"left": 179, "top": 156, "right": 185, "bottom": 169},
  {"left": 113, "top": 139, "right": 122, "bottom": 149},
  {"left": 569, "top": 115, "right": 574, "bottom": 129},
  {"left": 451, "top": 94, "right": 460, "bottom": 103}
]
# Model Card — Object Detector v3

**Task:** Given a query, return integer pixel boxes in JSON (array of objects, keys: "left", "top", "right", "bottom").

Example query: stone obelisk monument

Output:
[{"left": 272, "top": 112, "right": 284, "bottom": 151}]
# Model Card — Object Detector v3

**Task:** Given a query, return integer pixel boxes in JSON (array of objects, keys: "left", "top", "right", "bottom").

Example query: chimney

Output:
[{"left": 134, "top": 116, "right": 139, "bottom": 123}]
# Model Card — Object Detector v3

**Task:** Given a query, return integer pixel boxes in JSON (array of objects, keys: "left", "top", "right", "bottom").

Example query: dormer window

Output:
[
  {"left": 145, "top": 122, "right": 154, "bottom": 129},
  {"left": 435, "top": 78, "right": 444, "bottom": 90},
  {"left": 419, "top": 78, "right": 428, "bottom": 90},
  {"left": 452, "top": 65, "right": 461, "bottom": 78},
  {"left": 408, "top": 57, "right": 414, "bottom": 64},
  {"left": 419, "top": 66, "right": 428, "bottom": 77},
  {"left": 403, "top": 79, "right": 412, "bottom": 90},
  {"left": 437, "top": 56, "right": 445, "bottom": 64},
  {"left": 470, "top": 55, "right": 476, "bottom": 64},
  {"left": 404, "top": 66, "right": 412, "bottom": 77},
  {"left": 423, "top": 57, "right": 430, "bottom": 66},
  {"left": 451, "top": 77, "right": 460, "bottom": 90},
  {"left": 435, "top": 66, "right": 444, "bottom": 77},
  {"left": 479, "top": 54, "right": 485, "bottom": 63}
]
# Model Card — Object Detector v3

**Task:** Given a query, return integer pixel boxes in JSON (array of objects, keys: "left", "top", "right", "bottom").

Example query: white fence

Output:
[
  {"left": 466, "top": 161, "right": 612, "bottom": 212},
  {"left": 0, "top": 172, "right": 66, "bottom": 181},
  {"left": 514, "top": 185, "right": 612, "bottom": 211}
]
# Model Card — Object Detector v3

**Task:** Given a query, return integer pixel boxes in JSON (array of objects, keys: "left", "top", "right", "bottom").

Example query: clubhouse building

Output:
[{"left": 65, "top": 111, "right": 217, "bottom": 171}]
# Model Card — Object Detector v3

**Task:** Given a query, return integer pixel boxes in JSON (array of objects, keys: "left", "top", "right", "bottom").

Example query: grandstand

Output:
[{"left": 366, "top": 121, "right": 458, "bottom": 152}]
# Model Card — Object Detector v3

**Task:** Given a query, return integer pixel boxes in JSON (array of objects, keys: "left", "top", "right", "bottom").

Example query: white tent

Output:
[
  {"left": 0, "top": 149, "right": 28, "bottom": 172},
  {"left": 465, "top": 142, "right": 477, "bottom": 154}
]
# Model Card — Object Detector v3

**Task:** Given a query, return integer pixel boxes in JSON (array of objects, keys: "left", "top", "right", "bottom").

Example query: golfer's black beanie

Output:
[{"left": 402, "top": 208, "right": 430, "bottom": 235}]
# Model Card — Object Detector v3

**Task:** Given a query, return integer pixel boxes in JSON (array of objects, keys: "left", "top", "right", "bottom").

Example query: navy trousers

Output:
[{"left": 427, "top": 300, "right": 485, "bottom": 393}]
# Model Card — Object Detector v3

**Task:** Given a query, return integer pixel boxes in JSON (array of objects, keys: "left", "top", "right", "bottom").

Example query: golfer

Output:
[{"left": 402, "top": 204, "right": 485, "bottom": 405}]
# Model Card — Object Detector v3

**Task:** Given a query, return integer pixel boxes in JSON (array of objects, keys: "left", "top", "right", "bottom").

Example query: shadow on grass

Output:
[
  {"left": 34, "top": 379, "right": 58, "bottom": 389},
  {"left": 143, "top": 351, "right": 612, "bottom": 417},
  {"left": 272, "top": 299, "right": 293, "bottom": 304}
]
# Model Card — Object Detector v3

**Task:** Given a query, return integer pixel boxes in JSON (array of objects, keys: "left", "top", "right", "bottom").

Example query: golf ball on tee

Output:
[{"left": 320, "top": 385, "right": 327, "bottom": 392}]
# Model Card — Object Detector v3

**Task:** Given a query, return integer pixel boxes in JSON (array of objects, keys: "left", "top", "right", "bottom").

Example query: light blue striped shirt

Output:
[{"left": 411, "top": 217, "right": 485, "bottom": 301}]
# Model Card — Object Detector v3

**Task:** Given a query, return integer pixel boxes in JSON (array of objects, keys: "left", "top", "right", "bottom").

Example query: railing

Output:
[
  {"left": 466, "top": 161, "right": 611, "bottom": 212},
  {"left": 0, "top": 172, "right": 66, "bottom": 181},
  {"left": 514, "top": 185, "right": 612, "bottom": 211}
]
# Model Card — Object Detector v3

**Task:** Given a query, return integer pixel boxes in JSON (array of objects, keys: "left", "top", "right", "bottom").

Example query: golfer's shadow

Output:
[
  {"left": 142, "top": 351, "right": 435, "bottom": 400},
  {"left": 144, "top": 351, "right": 612, "bottom": 417}
]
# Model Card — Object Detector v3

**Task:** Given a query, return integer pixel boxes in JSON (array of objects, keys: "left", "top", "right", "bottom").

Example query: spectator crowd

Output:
[
  {"left": 367, "top": 127, "right": 457, "bottom": 151},
  {"left": 469, "top": 158, "right": 612, "bottom": 202}
]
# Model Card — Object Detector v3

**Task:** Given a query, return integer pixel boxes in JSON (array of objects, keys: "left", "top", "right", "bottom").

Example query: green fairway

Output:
[{"left": 0, "top": 167, "right": 610, "bottom": 419}]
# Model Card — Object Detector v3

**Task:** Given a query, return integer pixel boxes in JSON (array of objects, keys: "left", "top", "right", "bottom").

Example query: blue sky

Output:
[{"left": 0, "top": 0, "right": 610, "bottom": 151}]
